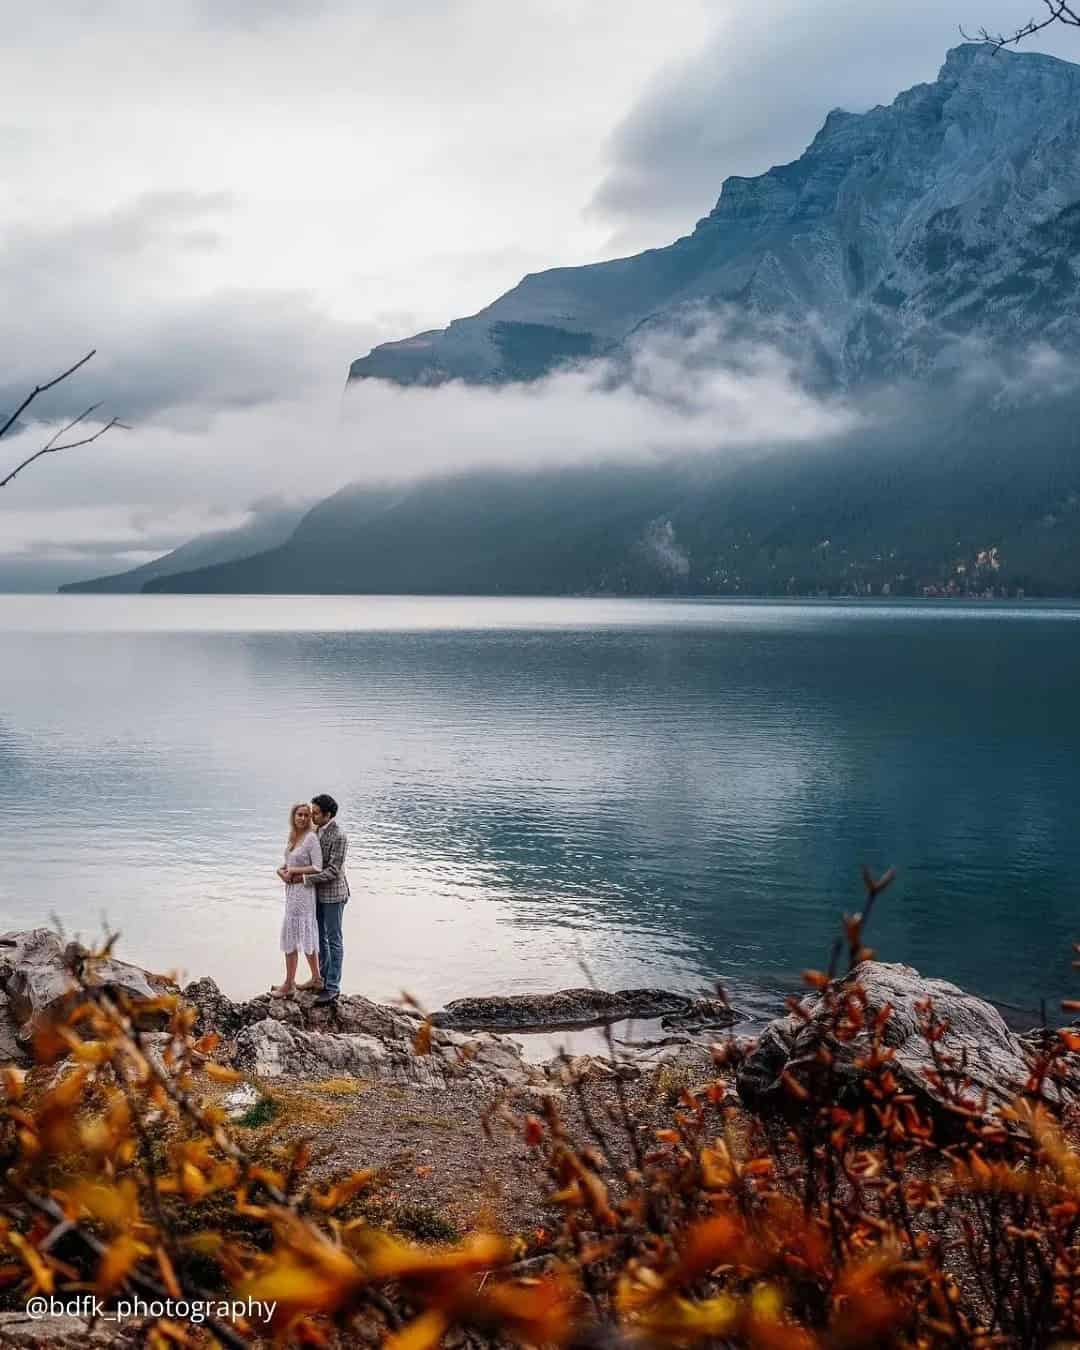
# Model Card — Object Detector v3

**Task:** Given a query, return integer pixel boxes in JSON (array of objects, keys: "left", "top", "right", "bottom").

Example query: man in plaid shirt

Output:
[{"left": 295, "top": 793, "right": 349, "bottom": 1005}]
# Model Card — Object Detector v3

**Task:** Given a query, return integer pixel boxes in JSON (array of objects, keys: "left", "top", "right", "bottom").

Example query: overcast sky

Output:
[{"left": 0, "top": 0, "right": 1075, "bottom": 582}]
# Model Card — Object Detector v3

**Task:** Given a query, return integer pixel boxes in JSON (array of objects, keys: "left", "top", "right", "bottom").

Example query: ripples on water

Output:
[{"left": 1, "top": 595, "right": 1078, "bottom": 1028}]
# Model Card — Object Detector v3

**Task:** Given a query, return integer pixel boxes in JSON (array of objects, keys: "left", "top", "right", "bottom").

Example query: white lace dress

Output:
[{"left": 280, "top": 831, "right": 322, "bottom": 954}]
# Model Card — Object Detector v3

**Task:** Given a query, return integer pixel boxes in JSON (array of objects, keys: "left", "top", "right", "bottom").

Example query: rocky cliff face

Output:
[{"left": 349, "top": 45, "right": 1080, "bottom": 390}]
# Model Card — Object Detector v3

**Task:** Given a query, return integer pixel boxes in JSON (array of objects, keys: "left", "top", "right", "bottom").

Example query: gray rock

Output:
[
  {"left": 182, "top": 976, "right": 246, "bottom": 1038},
  {"left": 737, "top": 961, "right": 1075, "bottom": 1122},
  {"left": 551, "top": 1053, "right": 642, "bottom": 1083},
  {"left": 0, "top": 1312, "right": 142, "bottom": 1347},
  {"left": 182, "top": 978, "right": 418, "bottom": 1041},
  {"left": 0, "top": 928, "right": 156, "bottom": 1039},
  {"left": 432, "top": 987, "right": 734, "bottom": 1032},
  {"left": 233, "top": 1017, "right": 537, "bottom": 1090},
  {"left": 235, "top": 1018, "right": 395, "bottom": 1079},
  {"left": 660, "top": 997, "right": 738, "bottom": 1032},
  {"left": 0, "top": 992, "right": 28, "bottom": 1065}
]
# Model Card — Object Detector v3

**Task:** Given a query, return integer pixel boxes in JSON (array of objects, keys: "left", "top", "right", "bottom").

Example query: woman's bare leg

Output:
[
  {"left": 303, "top": 951, "right": 321, "bottom": 983},
  {"left": 272, "top": 951, "right": 298, "bottom": 996}
]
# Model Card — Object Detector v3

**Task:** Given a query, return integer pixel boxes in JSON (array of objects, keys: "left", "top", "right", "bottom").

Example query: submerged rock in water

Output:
[
  {"left": 431, "top": 987, "right": 737, "bottom": 1032},
  {"left": 737, "top": 960, "right": 1079, "bottom": 1122}
]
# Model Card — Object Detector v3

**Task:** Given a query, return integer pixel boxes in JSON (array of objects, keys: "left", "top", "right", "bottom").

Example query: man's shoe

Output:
[{"left": 313, "top": 990, "right": 339, "bottom": 1006}]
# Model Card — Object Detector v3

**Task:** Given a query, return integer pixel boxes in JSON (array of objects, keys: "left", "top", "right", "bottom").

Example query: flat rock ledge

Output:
[{"left": 431, "top": 987, "right": 738, "bottom": 1032}]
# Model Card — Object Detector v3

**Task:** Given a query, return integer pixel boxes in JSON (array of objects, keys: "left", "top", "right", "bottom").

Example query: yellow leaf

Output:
[
  {"left": 250, "top": 1166, "right": 286, "bottom": 1193},
  {"left": 71, "top": 1178, "right": 140, "bottom": 1230},
  {"left": 239, "top": 1248, "right": 362, "bottom": 1321},
  {"left": 9, "top": 1233, "right": 54, "bottom": 1294},
  {"left": 480, "top": 1270, "right": 577, "bottom": 1345},
  {"left": 639, "top": 1294, "right": 740, "bottom": 1340},
  {"left": 352, "top": 1229, "right": 509, "bottom": 1281},
  {"left": 79, "top": 1118, "right": 112, "bottom": 1154},
  {"left": 385, "top": 1308, "right": 449, "bottom": 1350},
  {"left": 97, "top": 1234, "right": 149, "bottom": 1295},
  {"left": 128, "top": 994, "right": 179, "bottom": 1016},
  {"left": 156, "top": 1245, "right": 182, "bottom": 1299},
  {"left": 204, "top": 1063, "right": 244, "bottom": 1084},
  {"left": 2, "top": 1068, "right": 26, "bottom": 1101},
  {"left": 69, "top": 1039, "right": 113, "bottom": 1065},
  {"left": 181, "top": 1162, "right": 208, "bottom": 1200}
]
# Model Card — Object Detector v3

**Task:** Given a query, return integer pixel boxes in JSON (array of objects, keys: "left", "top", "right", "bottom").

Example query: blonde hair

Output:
[{"left": 287, "top": 802, "right": 312, "bottom": 852}]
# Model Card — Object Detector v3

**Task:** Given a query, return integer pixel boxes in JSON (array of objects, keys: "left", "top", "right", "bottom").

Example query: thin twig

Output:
[
  {"left": 0, "top": 416, "right": 129, "bottom": 489},
  {"left": 961, "top": 1, "right": 1080, "bottom": 46},
  {"left": 0, "top": 350, "right": 96, "bottom": 441}
]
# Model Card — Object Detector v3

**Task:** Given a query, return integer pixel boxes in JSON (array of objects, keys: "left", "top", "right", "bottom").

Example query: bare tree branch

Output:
[
  {"left": 0, "top": 350, "right": 130, "bottom": 490},
  {"left": 0, "top": 349, "right": 96, "bottom": 441},
  {"left": 0, "top": 416, "right": 129, "bottom": 490},
  {"left": 963, "top": 0, "right": 1080, "bottom": 47}
]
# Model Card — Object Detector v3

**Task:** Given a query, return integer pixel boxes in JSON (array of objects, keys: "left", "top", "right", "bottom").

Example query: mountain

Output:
[
  {"left": 149, "top": 45, "right": 1080, "bottom": 598},
  {"left": 59, "top": 502, "right": 308, "bottom": 594},
  {"left": 350, "top": 44, "right": 1080, "bottom": 391}
]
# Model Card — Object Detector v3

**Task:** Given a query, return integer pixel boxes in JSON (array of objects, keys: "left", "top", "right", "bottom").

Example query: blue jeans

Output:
[{"left": 317, "top": 901, "right": 345, "bottom": 996}]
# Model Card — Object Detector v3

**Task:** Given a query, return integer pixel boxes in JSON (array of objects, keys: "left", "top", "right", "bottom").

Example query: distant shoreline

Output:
[{"left": 24, "top": 589, "right": 1080, "bottom": 605}]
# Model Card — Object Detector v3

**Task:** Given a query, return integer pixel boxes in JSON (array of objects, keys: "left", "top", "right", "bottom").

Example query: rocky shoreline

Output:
[
  {"left": 0, "top": 930, "right": 737, "bottom": 1090},
  {"left": 1, "top": 926, "right": 1069, "bottom": 1119}
]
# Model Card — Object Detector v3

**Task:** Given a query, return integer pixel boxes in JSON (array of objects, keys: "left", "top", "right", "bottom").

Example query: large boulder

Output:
[
  {"left": 0, "top": 929, "right": 157, "bottom": 1043},
  {"left": 737, "top": 961, "right": 1075, "bottom": 1122},
  {"left": 432, "top": 987, "right": 737, "bottom": 1032}
]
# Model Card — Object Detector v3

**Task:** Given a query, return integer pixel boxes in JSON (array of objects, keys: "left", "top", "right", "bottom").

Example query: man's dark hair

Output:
[{"left": 311, "top": 793, "right": 338, "bottom": 819}]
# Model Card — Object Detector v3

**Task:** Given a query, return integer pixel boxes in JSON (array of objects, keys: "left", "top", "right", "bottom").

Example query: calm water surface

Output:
[{"left": 1, "top": 595, "right": 1078, "bottom": 1026}]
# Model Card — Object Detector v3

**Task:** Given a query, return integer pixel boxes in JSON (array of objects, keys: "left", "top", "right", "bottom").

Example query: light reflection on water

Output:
[{"left": 1, "top": 595, "right": 1079, "bottom": 1026}]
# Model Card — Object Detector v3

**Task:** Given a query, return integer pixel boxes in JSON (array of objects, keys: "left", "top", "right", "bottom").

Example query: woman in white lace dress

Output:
[{"left": 271, "top": 803, "right": 322, "bottom": 997}]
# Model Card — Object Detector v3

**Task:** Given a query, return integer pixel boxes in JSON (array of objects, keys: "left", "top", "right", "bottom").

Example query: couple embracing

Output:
[{"left": 273, "top": 793, "right": 349, "bottom": 1005}]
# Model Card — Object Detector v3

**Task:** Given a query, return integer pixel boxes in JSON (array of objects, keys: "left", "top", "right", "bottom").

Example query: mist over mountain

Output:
[{"left": 149, "top": 45, "right": 1080, "bottom": 598}]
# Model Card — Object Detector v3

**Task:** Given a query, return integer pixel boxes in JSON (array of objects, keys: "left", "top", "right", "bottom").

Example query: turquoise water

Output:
[{"left": 1, "top": 595, "right": 1078, "bottom": 1025}]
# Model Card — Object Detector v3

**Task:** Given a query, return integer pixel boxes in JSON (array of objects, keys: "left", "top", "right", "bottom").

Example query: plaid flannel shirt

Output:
[{"left": 304, "top": 819, "right": 350, "bottom": 903}]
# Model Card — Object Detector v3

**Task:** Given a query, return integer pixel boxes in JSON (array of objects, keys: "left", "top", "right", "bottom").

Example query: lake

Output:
[{"left": 1, "top": 594, "right": 1078, "bottom": 1029}]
